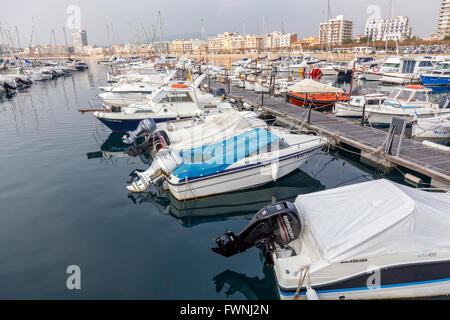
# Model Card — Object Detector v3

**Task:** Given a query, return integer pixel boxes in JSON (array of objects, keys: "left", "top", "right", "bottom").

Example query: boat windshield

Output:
[
  {"left": 436, "top": 63, "right": 450, "bottom": 70},
  {"left": 152, "top": 90, "right": 170, "bottom": 103},
  {"left": 388, "top": 89, "right": 401, "bottom": 99},
  {"left": 390, "top": 89, "right": 412, "bottom": 101},
  {"left": 382, "top": 63, "right": 400, "bottom": 68},
  {"left": 410, "top": 91, "right": 428, "bottom": 103},
  {"left": 167, "top": 92, "right": 193, "bottom": 103}
]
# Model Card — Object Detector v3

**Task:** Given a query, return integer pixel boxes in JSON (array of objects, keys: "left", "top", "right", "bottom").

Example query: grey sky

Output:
[{"left": 0, "top": 0, "right": 442, "bottom": 47}]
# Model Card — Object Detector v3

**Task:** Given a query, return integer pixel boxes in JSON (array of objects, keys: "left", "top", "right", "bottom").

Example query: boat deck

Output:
[{"left": 210, "top": 81, "right": 450, "bottom": 187}]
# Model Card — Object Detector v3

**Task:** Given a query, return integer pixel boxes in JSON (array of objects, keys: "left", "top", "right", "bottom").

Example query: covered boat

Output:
[
  {"left": 212, "top": 179, "right": 450, "bottom": 300},
  {"left": 286, "top": 79, "right": 349, "bottom": 110}
]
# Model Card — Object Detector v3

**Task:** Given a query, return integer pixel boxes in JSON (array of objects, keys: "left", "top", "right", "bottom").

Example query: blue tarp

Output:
[{"left": 172, "top": 128, "right": 279, "bottom": 180}]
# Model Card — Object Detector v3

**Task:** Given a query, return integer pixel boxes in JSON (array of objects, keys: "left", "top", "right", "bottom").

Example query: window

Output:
[
  {"left": 418, "top": 61, "right": 433, "bottom": 67},
  {"left": 410, "top": 91, "right": 428, "bottom": 102},
  {"left": 402, "top": 60, "right": 416, "bottom": 73},
  {"left": 396, "top": 90, "right": 412, "bottom": 101},
  {"left": 168, "top": 92, "right": 193, "bottom": 103}
]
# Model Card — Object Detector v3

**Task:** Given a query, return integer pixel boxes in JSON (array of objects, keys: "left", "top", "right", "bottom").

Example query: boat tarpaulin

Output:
[
  {"left": 287, "top": 79, "right": 343, "bottom": 94},
  {"left": 172, "top": 128, "right": 279, "bottom": 180},
  {"left": 169, "top": 111, "right": 262, "bottom": 150},
  {"left": 295, "top": 179, "right": 450, "bottom": 263}
]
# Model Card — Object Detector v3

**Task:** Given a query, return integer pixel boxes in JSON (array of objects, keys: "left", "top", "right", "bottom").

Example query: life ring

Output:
[
  {"left": 171, "top": 84, "right": 187, "bottom": 88},
  {"left": 406, "top": 84, "right": 425, "bottom": 89},
  {"left": 372, "top": 66, "right": 380, "bottom": 73}
]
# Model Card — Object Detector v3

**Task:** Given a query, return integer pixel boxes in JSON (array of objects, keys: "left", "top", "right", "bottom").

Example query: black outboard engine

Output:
[
  {"left": 212, "top": 201, "right": 302, "bottom": 266},
  {"left": 122, "top": 118, "right": 157, "bottom": 144},
  {"left": 127, "top": 130, "right": 171, "bottom": 156}
]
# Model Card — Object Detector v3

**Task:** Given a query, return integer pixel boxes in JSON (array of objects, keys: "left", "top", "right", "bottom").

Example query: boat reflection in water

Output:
[
  {"left": 86, "top": 132, "right": 151, "bottom": 164},
  {"left": 128, "top": 169, "right": 325, "bottom": 228},
  {"left": 213, "top": 264, "right": 278, "bottom": 300}
]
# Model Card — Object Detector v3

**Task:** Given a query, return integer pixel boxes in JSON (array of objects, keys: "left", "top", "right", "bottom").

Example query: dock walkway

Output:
[{"left": 210, "top": 81, "right": 450, "bottom": 187}]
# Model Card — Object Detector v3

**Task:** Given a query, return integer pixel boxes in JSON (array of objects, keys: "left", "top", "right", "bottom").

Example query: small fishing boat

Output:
[
  {"left": 365, "top": 85, "right": 450, "bottom": 127},
  {"left": 93, "top": 82, "right": 234, "bottom": 132},
  {"left": 334, "top": 94, "right": 387, "bottom": 118},
  {"left": 127, "top": 128, "right": 327, "bottom": 200},
  {"left": 286, "top": 79, "right": 349, "bottom": 110},
  {"left": 420, "top": 61, "right": 450, "bottom": 87},
  {"left": 212, "top": 179, "right": 450, "bottom": 300}
]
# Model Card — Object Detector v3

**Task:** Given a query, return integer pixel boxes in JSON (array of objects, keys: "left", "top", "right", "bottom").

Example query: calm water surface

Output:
[{"left": 0, "top": 62, "right": 445, "bottom": 299}]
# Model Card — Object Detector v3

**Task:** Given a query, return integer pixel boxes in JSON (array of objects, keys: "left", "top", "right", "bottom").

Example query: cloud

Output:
[{"left": 0, "top": 0, "right": 441, "bottom": 47}]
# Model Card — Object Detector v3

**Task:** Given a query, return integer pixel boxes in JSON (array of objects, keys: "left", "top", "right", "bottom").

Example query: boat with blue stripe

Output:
[
  {"left": 127, "top": 128, "right": 327, "bottom": 200},
  {"left": 211, "top": 179, "right": 450, "bottom": 300}
]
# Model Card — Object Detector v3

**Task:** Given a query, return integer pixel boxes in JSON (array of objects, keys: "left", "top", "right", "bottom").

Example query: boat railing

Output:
[{"left": 286, "top": 136, "right": 328, "bottom": 149}]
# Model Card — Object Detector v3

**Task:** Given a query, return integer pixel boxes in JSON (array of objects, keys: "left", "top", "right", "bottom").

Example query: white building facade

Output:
[
  {"left": 365, "top": 16, "right": 412, "bottom": 41},
  {"left": 319, "top": 15, "right": 353, "bottom": 46},
  {"left": 438, "top": 0, "right": 450, "bottom": 38}
]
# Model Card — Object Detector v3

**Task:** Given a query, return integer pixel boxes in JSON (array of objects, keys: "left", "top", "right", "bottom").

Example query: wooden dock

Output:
[{"left": 210, "top": 81, "right": 450, "bottom": 188}]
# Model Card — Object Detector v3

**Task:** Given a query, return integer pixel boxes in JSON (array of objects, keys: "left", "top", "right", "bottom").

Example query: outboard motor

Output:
[
  {"left": 127, "top": 130, "right": 171, "bottom": 157},
  {"left": 122, "top": 118, "right": 157, "bottom": 144},
  {"left": 126, "top": 149, "right": 183, "bottom": 192},
  {"left": 212, "top": 202, "right": 302, "bottom": 266}
]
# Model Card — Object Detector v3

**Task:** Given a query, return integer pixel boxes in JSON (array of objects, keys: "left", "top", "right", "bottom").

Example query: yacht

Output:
[{"left": 212, "top": 179, "right": 450, "bottom": 300}]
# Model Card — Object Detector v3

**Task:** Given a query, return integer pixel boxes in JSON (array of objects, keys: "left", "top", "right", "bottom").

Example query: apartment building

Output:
[
  {"left": 72, "top": 29, "right": 88, "bottom": 53},
  {"left": 365, "top": 16, "right": 412, "bottom": 41},
  {"left": 319, "top": 15, "right": 353, "bottom": 46},
  {"left": 438, "top": 0, "right": 450, "bottom": 38},
  {"left": 263, "top": 31, "right": 297, "bottom": 51}
]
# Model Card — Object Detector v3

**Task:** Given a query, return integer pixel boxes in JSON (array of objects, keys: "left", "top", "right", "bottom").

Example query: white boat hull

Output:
[
  {"left": 167, "top": 146, "right": 323, "bottom": 200},
  {"left": 334, "top": 103, "right": 363, "bottom": 118},
  {"left": 278, "top": 278, "right": 450, "bottom": 300},
  {"left": 412, "top": 120, "right": 450, "bottom": 139}
]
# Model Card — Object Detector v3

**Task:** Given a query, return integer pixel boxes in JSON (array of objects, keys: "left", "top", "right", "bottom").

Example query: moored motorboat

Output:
[
  {"left": 365, "top": 85, "right": 450, "bottom": 126},
  {"left": 287, "top": 79, "right": 348, "bottom": 110},
  {"left": 420, "top": 61, "right": 450, "bottom": 87},
  {"left": 212, "top": 179, "right": 450, "bottom": 300},
  {"left": 93, "top": 81, "right": 235, "bottom": 131},
  {"left": 412, "top": 114, "right": 450, "bottom": 139},
  {"left": 334, "top": 94, "right": 387, "bottom": 118},
  {"left": 127, "top": 128, "right": 327, "bottom": 200}
]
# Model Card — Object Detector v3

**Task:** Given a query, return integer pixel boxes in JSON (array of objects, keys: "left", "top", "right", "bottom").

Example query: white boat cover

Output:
[
  {"left": 295, "top": 179, "right": 450, "bottom": 263},
  {"left": 168, "top": 111, "right": 266, "bottom": 150},
  {"left": 287, "top": 79, "right": 343, "bottom": 93}
]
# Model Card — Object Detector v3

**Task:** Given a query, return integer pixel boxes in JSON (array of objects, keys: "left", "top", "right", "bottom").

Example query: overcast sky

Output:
[{"left": 0, "top": 0, "right": 442, "bottom": 47}]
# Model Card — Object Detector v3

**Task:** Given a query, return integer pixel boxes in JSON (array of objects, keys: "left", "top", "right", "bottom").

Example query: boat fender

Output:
[
  {"left": 271, "top": 161, "right": 279, "bottom": 182},
  {"left": 306, "top": 287, "right": 319, "bottom": 300},
  {"left": 404, "top": 173, "right": 423, "bottom": 186}
]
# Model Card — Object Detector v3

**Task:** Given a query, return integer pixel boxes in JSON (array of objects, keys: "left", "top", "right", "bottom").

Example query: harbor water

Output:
[{"left": 0, "top": 61, "right": 447, "bottom": 299}]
